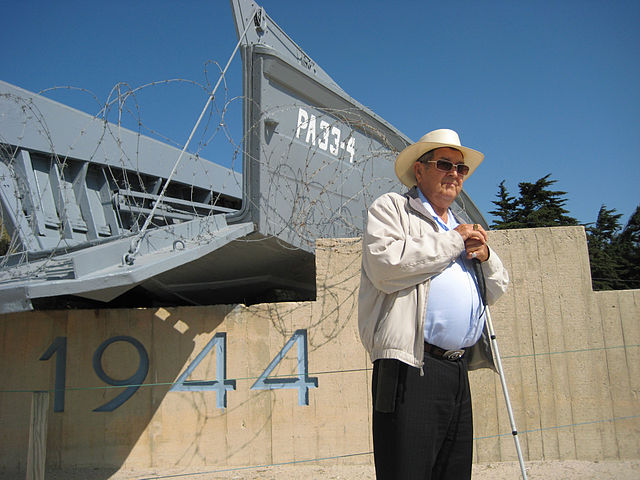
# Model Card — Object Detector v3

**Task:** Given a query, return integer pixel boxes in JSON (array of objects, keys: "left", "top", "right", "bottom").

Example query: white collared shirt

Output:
[{"left": 418, "top": 190, "right": 486, "bottom": 350}]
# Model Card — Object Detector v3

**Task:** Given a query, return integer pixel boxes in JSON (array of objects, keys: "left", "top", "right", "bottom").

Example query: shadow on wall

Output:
[
  {"left": 0, "top": 239, "right": 368, "bottom": 478},
  {"left": 0, "top": 305, "right": 233, "bottom": 478}
]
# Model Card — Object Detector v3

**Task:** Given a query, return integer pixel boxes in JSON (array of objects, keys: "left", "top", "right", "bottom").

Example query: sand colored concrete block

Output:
[
  {"left": 0, "top": 226, "right": 639, "bottom": 476},
  {"left": 594, "top": 290, "right": 640, "bottom": 459}
]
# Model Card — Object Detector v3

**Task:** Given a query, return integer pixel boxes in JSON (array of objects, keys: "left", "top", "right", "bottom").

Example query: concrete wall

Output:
[
  {"left": 470, "top": 227, "right": 639, "bottom": 463},
  {"left": 0, "top": 227, "right": 638, "bottom": 475}
]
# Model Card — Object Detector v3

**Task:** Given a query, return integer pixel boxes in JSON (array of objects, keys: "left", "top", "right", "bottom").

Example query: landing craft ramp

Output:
[
  {"left": 0, "top": 0, "right": 487, "bottom": 313},
  {"left": 0, "top": 80, "right": 251, "bottom": 312}
]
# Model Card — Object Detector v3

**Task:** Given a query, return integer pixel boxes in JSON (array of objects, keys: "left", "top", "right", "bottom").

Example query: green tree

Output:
[
  {"left": 490, "top": 174, "right": 579, "bottom": 229},
  {"left": 586, "top": 205, "right": 640, "bottom": 290},
  {"left": 490, "top": 176, "right": 639, "bottom": 291},
  {"left": 0, "top": 224, "right": 9, "bottom": 256},
  {"left": 489, "top": 181, "right": 519, "bottom": 229},
  {"left": 617, "top": 205, "right": 640, "bottom": 289},
  {"left": 586, "top": 205, "right": 623, "bottom": 290}
]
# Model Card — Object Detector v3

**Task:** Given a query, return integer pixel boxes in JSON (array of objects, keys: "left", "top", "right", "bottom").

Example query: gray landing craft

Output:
[{"left": 0, "top": 0, "right": 487, "bottom": 313}]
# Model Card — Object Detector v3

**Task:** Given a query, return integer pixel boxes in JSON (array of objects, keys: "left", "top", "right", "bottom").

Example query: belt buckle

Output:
[{"left": 443, "top": 349, "right": 464, "bottom": 361}]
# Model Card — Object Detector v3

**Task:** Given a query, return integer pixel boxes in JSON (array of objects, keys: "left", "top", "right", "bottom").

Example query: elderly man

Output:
[{"left": 358, "top": 129, "right": 509, "bottom": 479}]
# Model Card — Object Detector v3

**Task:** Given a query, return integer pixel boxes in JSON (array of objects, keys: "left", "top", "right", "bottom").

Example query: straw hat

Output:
[{"left": 394, "top": 128, "right": 484, "bottom": 187}]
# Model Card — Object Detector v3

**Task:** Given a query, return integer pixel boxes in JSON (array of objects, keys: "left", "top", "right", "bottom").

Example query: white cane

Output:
[{"left": 485, "top": 306, "right": 528, "bottom": 480}]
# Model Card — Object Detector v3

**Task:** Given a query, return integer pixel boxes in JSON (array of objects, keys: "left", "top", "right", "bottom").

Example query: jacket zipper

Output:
[{"left": 407, "top": 191, "right": 433, "bottom": 378}]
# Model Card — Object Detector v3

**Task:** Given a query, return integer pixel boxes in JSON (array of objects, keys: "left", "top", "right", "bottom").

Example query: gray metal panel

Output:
[
  {"left": 230, "top": 0, "right": 341, "bottom": 91},
  {"left": 229, "top": 0, "right": 489, "bottom": 253},
  {"left": 0, "top": 159, "right": 42, "bottom": 251},
  {"left": 1, "top": 80, "right": 245, "bottom": 256},
  {"left": 245, "top": 49, "right": 403, "bottom": 250},
  {"left": 0, "top": 80, "right": 242, "bottom": 197},
  {"left": 0, "top": 215, "right": 255, "bottom": 313}
]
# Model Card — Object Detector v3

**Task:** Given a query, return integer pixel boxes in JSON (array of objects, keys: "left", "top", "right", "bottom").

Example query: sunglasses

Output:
[{"left": 421, "top": 159, "right": 470, "bottom": 176}]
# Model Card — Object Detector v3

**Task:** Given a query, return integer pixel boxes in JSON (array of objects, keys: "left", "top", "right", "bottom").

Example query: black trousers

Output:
[{"left": 372, "top": 351, "right": 473, "bottom": 480}]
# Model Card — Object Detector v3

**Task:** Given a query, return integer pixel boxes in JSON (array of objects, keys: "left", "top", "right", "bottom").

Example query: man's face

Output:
[{"left": 413, "top": 147, "right": 465, "bottom": 211}]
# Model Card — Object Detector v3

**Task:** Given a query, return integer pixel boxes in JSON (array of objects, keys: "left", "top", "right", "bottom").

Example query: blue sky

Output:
[{"left": 2, "top": 0, "right": 639, "bottom": 227}]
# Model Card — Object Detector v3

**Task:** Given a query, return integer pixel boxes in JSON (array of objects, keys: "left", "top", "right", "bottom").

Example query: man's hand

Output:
[{"left": 454, "top": 223, "right": 490, "bottom": 262}]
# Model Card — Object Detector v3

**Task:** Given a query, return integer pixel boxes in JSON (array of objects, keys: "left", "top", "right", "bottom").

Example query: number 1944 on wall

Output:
[{"left": 40, "top": 329, "right": 318, "bottom": 413}]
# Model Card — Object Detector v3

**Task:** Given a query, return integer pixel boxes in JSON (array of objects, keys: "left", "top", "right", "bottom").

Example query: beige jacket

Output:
[{"left": 358, "top": 187, "right": 510, "bottom": 372}]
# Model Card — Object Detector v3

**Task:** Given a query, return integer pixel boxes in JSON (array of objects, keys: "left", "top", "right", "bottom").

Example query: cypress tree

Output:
[
  {"left": 617, "top": 205, "right": 640, "bottom": 289},
  {"left": 489, "top": 181, "right": 519, "bottom": 230},
  {"left": 490, "top": 174, "right": 578, "bottom": 229},
  {"left": 586, "top": 205, "right": 623, "bottom": 290}
]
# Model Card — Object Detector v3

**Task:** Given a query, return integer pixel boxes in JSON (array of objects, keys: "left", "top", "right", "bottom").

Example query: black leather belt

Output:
[{"left": 424, "top": 342, "right": 465, "bottom": 361}]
